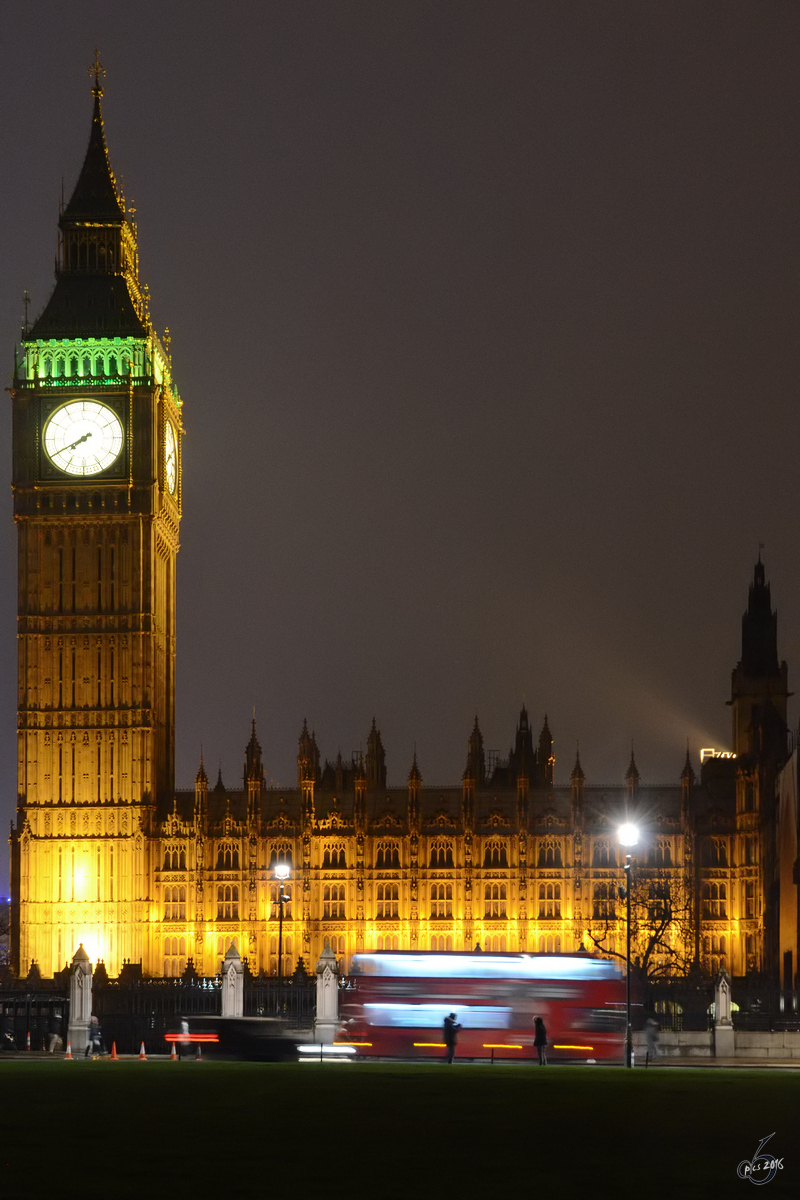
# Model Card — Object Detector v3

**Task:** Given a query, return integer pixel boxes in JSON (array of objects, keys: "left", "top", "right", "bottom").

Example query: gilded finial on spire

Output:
[{"left": 89, "top": 47, "right": 106, "bottom": 98}]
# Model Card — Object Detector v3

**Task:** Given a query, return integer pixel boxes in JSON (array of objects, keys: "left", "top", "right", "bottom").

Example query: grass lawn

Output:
[{"left": 0, "top": 1061, "right": 797, "bottom": 1199}]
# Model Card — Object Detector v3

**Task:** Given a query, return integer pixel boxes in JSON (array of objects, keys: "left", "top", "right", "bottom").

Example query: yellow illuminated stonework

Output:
[{"left": 8, "top": 82, "right": 789, "bottom": 988}]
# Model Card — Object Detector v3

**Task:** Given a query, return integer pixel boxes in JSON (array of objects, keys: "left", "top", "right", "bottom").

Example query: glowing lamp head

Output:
[
  {"left": 274, "top": 862, "right": 290, "bottom": 881},
  {"left": 618, "top": 822, "right": 639, "bottom": 847}
]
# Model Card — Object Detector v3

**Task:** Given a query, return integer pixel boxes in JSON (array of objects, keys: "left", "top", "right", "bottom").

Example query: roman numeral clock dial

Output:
[
  {"left": 165, "top": 418, "right": 177, "bottom": 493},
  {"left": 43, "top": 399, "right": 124, "bottom": 476}
]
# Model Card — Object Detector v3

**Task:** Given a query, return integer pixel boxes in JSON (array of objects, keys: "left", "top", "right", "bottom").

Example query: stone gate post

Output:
[
  {"left": 314, "top": 945, "right": 339, "bottom": 1045},
  {"left": 713, "top": 969, "right": 734, "bottom": 1057},
  {"left": 67, "top": 944, "right": 92, "bottom": 1055},
  {"left": 221, "top": 944, "right": 244, "bottom": 1018}
]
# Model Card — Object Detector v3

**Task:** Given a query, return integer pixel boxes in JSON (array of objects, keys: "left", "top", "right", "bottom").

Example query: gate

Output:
[{"left": 92, "top": 977, "right": 222, "bottom": 1055}]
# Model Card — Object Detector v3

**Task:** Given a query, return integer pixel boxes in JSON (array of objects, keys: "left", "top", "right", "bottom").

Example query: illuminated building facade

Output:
[
  {"left": 9, "top": 68, "right": 182, "bottom": 975},
  {"left": 8, "top": 82, "right": 798, "bottom": 992}
]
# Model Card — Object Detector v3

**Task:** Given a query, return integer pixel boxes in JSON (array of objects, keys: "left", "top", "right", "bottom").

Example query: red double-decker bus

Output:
[{"left": 337, "top": 951, "right": 626, "bottom": 1062}]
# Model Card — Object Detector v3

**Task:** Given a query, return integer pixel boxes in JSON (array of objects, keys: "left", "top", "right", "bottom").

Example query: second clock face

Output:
[
  {"left": 43, "top": 400, "right": 124, "bottom": 476},
  {"left": 165, "top": 419, "right": 177, "bottom": 494}
]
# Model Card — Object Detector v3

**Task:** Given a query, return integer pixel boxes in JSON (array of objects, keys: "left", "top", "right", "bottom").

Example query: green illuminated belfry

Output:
[{"left": 19, "top": 70, "right": 176, "bottom": 394}]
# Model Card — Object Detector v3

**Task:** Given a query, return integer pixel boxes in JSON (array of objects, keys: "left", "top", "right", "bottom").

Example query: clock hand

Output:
[{"left": 63, "top": 432, "right": 92, "bottom": 453}]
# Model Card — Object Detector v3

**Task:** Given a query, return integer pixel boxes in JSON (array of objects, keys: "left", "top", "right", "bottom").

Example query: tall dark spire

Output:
[
  {"left": 244, "top": 717, "right": 264, "bottom": 785},
  {"left": 537, "top": 715, "right": 554, "bottom": 787},
  {"left": 626, "top": 748, "right": 640, "bottom": 795},
  {"left": 464, "top": 716, "right": 486, "bottom": 786},
  {"left": 731, "top": 558, "right": 789, "bottom": 759},
  {"left": 63, "top": 76, "right": 125, "bottom": 224},
  {"left": 510, "top": 704, "right": 535, "bottom": 785},
  {"left": 297, "top": 719, "right": 320, "bottom": 785},
  {"left": 740, "top": 558, "right": 780, "bottom": 677},
  {"left": 680, "top": 744, "right": 695, "bottom": 786},
  {"left": 366, "top": 718, "right": 386, "bottom": 790},
  {"left": 27, "top": 64, "right": 146, "bottom": 342}
]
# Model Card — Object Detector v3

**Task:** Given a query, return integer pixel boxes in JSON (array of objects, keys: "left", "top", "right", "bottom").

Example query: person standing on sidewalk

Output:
[
  {"left": 645, "top": 1017, "right": 660, "bottom": 1066},
  {"left": 534, "top": 1016, "right": 548, "bottom": 1065},
  {"left": 443, "top": 1012, "right": 462, "bottom": 1064}
]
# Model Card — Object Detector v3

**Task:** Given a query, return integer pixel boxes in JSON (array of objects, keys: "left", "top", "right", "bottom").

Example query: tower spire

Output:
[
  {"left": 25, "top": 64, "right": 151, "bottom": 345},
  {"left": 89, "top": 47, "right": 106, "bottom": 97},
  {"left": 625, "top": 747, "right": 640, "bottom": 796}
]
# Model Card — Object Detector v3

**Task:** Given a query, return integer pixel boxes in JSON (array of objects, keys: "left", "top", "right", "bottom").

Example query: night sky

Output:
[{"left": 1, "top": 3, "right": 799, "bottom": 892}]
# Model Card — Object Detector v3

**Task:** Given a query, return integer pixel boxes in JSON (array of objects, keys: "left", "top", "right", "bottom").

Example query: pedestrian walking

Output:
[
  {"left": 534, "top": 1016, "right": 548, "bottom": 1065},
  {"left": 1, "top": 1013, "right": 15, "bottom": 1053},
  {"left": 645, "top": 1017, "right": 659, "bottom": 1066},
  {"left": 84, "top": 1015, "right": 102, "bottom": 1058},
  {"left": 47, "top": 1013, "right": 61, "bottom": 1054},
  {"left": 443, "top": 1012, "right": 462, "bottom": 1064}
]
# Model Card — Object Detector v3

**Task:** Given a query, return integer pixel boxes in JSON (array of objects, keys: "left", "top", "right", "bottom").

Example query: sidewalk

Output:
[{"left": 640, "top": 1055, "right": 800, "bottom": 1069}]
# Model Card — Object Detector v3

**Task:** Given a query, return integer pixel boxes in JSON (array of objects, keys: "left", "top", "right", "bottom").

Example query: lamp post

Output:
[
  {"left": 617, "top": 823, "right": 639, "bottom": 1069},
  {"left": 274, "top": 862, "right": 291, "bottom": 984}
]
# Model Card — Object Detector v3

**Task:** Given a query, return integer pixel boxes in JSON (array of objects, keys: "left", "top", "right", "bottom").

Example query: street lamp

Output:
[
  {"left": 617, "top": 823, "right": 639, "bottom": 1069},
  {"left": 274, "top": 862, "right": 291, "bottom": 984}
]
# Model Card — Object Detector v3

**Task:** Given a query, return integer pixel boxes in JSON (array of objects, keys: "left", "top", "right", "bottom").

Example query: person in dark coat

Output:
[
  {"left": 443, "top": 1012, "right": 462, "bottom": 1064},
  {"left": 533, "top": 1016, "right": 548, "bottom": 1066},
  {"left": 84, "top": 1015, "right": 102, "bottom": 1058}
]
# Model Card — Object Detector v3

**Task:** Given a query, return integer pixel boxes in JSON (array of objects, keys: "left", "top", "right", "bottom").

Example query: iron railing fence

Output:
[
  {"left": 0, "top": 963, "right": 318, "bottom": 1055},
  {"left": 92, "top": 977, "right": 223, "bottom": 1055},
  {"left": 244, "top": 976, "right": 317, "bottom": 1028},
  {"left": 0, "top": 991, "right": 68, "bottom": 1051}
]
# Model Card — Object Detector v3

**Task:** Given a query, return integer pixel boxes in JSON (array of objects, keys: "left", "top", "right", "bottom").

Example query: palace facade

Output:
[{"left": 9, "top": 76, "right": 799, "bottom": 993}]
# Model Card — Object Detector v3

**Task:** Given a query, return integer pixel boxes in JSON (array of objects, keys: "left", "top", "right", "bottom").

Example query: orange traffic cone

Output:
[
  {"left": 109, "top": 1042, "right": 119, "bottom": 1060},
  {"left": 170, "top": 1042, "right": 177, "bottom": 1061},
  {"left": 139, "top": 1041, "right": 147, "bottom": 1060},
  {"left": 196, "top": 1044, "right": 202, "bottom": 1061},
  {"left": 26, "top": 1031, "right": 30, "bottom": 1051},
  {"left": 64, "top": 1040, "right": 73, "bottom": 1060}
]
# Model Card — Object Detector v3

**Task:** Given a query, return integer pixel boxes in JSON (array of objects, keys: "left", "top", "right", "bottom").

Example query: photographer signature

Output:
[{"left": 737, "top": 1134, "right": 784, "bottom": 1185}]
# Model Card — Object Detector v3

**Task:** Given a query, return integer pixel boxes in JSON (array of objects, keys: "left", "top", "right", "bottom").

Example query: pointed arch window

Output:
[
  {"left": 429, "top": 841, "right": 454, "bottom": 869},
  {"left": 701, "top": 882, "right": 727, "bottom": 919},
  {"left": 163, "top": 885, "right": 186, "bottom": 921},
  {"left": 322, "top": 884, "right": 346, "bottom": 920},
  {"left": 376, "top": 883, "right": 399, "bottom": 919},
  {"left": 592, "top": 882, "right": 613, "bottom": 920},
  {"left": 484, "top": 883, "right": 507, "bottom": 919},
  {"left": 163, "top": 936, "right": 186, "bottom": 978},
  {"left": 483, "top": 840, "right": 509, "bottom": 868},
  {"left": 216, "top": 885, "right": 239, "bottom": 921},
  {"left": 592, "top": 841, "right": 616, "bottom": 868},
  {"left": 537, "top": 935, "right": 562, "bottom": 954},
  {"left": 538, "top": 883, "right": 561, "bottom": 919},
  {"left": 216, "top": 841, "right": 240, "bottom": 870},
  {"left": 269, "top": 845, "right": 293, "bottom": 870},
  {"left": 537, "top": 839, "right": 562, "bottom": 868},
  {"left": 430, "top": 883, "right": 453, "bottom": 918},
  {"left": 322, "top": 843, "right": 347, "bottom": 870},
  {"left": 376, "top": 842, "right": 400, "bottom": 869}
]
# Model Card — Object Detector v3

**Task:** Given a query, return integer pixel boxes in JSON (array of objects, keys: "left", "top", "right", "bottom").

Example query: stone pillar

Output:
[
  {"left": 67, "top": 944, "right": 92, "bottom": 1055},
  {"left": 314, "top": 945, "right": 339, "bottom": 1044},
  {"left": 713, "top": 969, "right": 734, "bottom": 1057},
  {"left": 221, "top": 944, "right": 244, "bottom": 1018}
]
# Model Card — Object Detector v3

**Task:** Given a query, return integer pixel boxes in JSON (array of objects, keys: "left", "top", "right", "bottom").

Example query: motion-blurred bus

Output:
[{"left": 337, "top": 951, "right": 626, "bottom": 1061}]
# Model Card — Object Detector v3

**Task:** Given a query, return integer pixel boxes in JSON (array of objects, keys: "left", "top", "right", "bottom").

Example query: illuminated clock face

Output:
[
  {"left": 43, "top": 400, "right": 124, "bottom": 476},
  {"left": 165, "top": 419, "right": 177, "bottom": 494}
]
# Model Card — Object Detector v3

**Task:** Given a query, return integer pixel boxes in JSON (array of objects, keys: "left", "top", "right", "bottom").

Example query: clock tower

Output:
[{"left": 9, "top": 64, "right": 183, "bottom": 975}]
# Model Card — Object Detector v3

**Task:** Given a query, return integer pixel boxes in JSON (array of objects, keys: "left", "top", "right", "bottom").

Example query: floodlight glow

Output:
[
  {"left": 618, "top": 823, "right": 639, "bottom": 847},
  {"left": 274, "top": 863, "right": 290, "bottom": 881}
]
